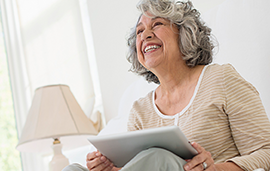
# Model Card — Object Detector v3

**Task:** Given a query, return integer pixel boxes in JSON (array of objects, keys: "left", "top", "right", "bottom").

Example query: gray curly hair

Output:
[{"left": 127, "top": 0, "right": 214, "bottom": 84}]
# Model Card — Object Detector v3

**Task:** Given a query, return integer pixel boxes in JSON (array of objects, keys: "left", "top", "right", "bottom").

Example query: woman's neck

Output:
[
  {"left": 155, "top": 59, "right": 203, "bottom": 87},
  {"left": 155, "top": 64, "right": 204, "bottom": 98},
  {"left": 153, "top": 64, "right": 205, "bottom": 115}
]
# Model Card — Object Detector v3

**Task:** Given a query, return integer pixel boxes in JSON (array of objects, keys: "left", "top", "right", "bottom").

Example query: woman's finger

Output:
[
  {"left": 184, "top": 142, "right": 213, "bottom": 170},
  {"left": 184, "top": 153, "right": 206, "bottom": 170},
  {"left": 86, "top": 151, "right": 99, "bottom": 161},
  {"left": 90, "top": 157, "right": 112, "bottom": 171},
  {"left": 86, "top": 151, "right": 116, "bottom": 171},
  {"left": 191, "top": 142, "right": 204, "bottom": 153},
  {"left": 188, "top": 162, "right": 206, "bottom": 171},
  {"left": 87, "top": 152, "right": 108, "bottom": 169},
  {"left": 101, "top": 163, "right": 114, "bottom": 171},
  {"left": 87, "top": 157, "right": 103, "bottom": 170}
]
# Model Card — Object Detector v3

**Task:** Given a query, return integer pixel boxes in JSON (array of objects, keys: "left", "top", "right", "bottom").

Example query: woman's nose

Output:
[{"left": 141, "top": 29, "right": 154, "bottom": 41}]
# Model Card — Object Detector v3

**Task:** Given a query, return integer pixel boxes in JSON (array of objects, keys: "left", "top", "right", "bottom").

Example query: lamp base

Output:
[{"left": 49, "top": 141, "right": 69, "bottom": 171}]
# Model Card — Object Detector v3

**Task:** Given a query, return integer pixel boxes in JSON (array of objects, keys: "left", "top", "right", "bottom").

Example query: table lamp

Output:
[{"left": 16, "top": 84, "right": 100, "bottom": 171}]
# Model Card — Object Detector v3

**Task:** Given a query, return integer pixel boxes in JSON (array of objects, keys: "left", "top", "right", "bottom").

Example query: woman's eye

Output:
[
  {"left": 153, "top": 22, "right": 163, "bottom": 27},
  {"left": 136, "top": 29, "right": 143, "bottom": 35}
]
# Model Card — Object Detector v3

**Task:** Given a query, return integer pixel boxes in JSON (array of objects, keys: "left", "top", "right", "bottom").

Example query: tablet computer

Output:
[{"left": 88, "top": 126, "right": 197, "bottom": 167}]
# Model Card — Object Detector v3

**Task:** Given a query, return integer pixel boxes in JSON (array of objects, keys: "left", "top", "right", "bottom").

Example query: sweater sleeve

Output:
[
  {"left": 222, "top": 64, "right": 270, "bottom": 171},
  {"left": 127, "top": 101, "right": 142, "bottom": 132}
]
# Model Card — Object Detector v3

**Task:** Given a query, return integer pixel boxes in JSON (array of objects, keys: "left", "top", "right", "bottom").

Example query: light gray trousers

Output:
[{"left": 62, "top": 148, "right": 186, "bottom": 171}]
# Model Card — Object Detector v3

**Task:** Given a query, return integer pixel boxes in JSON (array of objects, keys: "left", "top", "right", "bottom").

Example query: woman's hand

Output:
[
  {"left": 184, "top": 142, "right": 244, "bottom": 171},
  {"left": 184, "top": 142, "right": 216, "bottom": 171},
  {"left": 86, "top": 151, "right": 116, "bottom": 171}
]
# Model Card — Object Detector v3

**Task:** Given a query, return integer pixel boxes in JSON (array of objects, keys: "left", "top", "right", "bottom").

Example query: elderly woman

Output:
[{"left": 63, "top": 0, "right": 270, "bottom": 171}]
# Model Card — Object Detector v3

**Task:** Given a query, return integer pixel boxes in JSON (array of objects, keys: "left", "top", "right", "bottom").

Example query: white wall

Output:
[
  {"left": 87, "top": 0, "right": 270, "bottom": 122},
  {"left": 87, "top": 0, "right": 141, "bottom": 122}
]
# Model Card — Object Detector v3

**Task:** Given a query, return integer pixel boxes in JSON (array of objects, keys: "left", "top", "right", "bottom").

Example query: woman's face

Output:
[{"left": 136, "top": 13, "right": 181, "bottom": 71}]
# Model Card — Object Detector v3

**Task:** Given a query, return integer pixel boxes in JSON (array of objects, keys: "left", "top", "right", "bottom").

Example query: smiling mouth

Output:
[{"left": 144, "top": 45, "right": 161, "bottom": 53}]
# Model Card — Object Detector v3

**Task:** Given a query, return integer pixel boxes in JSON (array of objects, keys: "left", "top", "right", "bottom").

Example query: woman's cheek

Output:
[
  {"left": 137, "top": 52, "right": 144, "bottom": 65},
  {"left": 136, "top": 42, "right": 143, "bottom": 60}
]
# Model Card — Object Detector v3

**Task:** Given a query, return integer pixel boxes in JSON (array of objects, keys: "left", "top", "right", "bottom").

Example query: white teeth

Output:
[{"left": 144, "top": 45, "right": 161, "bottom": 53}]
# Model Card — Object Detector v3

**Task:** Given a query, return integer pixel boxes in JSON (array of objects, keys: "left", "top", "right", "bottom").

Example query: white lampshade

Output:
[{"left": 16, "top": 84, "right": 99, "bottom": 154}]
